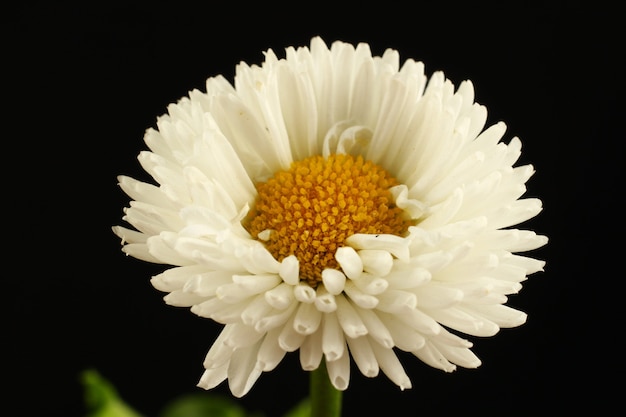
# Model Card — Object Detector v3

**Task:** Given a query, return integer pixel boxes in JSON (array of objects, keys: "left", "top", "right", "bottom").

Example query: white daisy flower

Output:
[{"left": 113, "top": 36, "right": 547, "bottom": 398}]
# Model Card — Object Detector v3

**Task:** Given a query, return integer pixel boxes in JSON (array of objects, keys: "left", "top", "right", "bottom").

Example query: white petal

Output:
[
  {"left": 432, "top": 341, "right": 481, "bottom": 369},
  {"left": 192, "top": 297, "right": 241, "bottom": 322},
  {"left": 370, "top": 341, "right": 412, "bottom": 390},
  {"left": 418, "top": 188, "right": 463, "bottom": 229},
  {"left": 322, "top": 313, "right": 345, "bottom": 361},
  {"left": 463, "top": 304, "right": 527, "bottom": 328},
  {"left": 414, "top": 284, "right": 464, "bottom": 309},
  {"left": 314, "top": 286, "right": 337, "bottom": 313},
  {"left": 203, "top": 327, "right": 235, "bottom": 369},
  {"left": 227, "top": 341, "right": 263, "bottom": 398},
  {"left": 195, "top": 124, "right": 259, "bottom": 207},
  {"left": 279, "top": 255, "right": 300, "bottom": 285},
  {"left": 254, "top": 303, "right": 298, "bottom": 333},
  {"left": 265, "top": 283, "right": 296, "bottom": 309},
  {"left": 167, "top": 235, "right": 236, "bottom": 269},
  {"left": 197, "top": 362, "right": 228, "bottom": 390},
  {"left": 335, "top": 295, "right": 368, "bottom": 338},
  {"left": 435, "top": 327, "right": 473, "bottom": 348},
  {"left": 300, "top": 328, "right": 324, "bottom": 371},
  {"left": 241, "top": 294, "right": 274, "bottom": 327},
  {"left": 162, "top": 290, "right": 206, "bottom": 307},
  {"left": 323, "top": 122, "right": 372, "bottom": 158},
  {"left": 412, "top": 342, "right": 456, "bottom": 372},
  {"left": 436, "top": 252, "right": 498, "bottom": 282},
  {"left": 235, "top": 244, "right": 282, "bottom": 275},
  {"left": 379, "top": 313, "right": 426, "bottom": 351},
  {"left": 413, "top": 250, "right": 453, "bottom": 272},
  {"left": 384, "top": 266, "right": 431, "bottom": 290},
  {"left": 389, "top": 184, "right": 425, "bottom": 219},
  {"left": 345, "top": 233, "right": 410, "bottom": 262},
  {"left": 500, "top": 252, "right": 545, "bottom": 274},
  {"left": 181, "top": 270, "right": 234, "bottom": 297},
  {"left": 151, "top": 265, "right": 210, "bottom": 292},
  {"left": 256, "top": 327, "right": 286, "bottom": 371},
  {"left": 294, "top": 284, "right": 317, "bottom": 303},
  {"left": 117, "top": 175, "right": 177, "bottom": 210},
  {"left": 326, "top": 353, "right": 350, "bottom": 391},
  {"left": 488, "top": 198, "right": 543, "bottom": 230},
  {"left": 273, "top": 63, "right": 319, "bottom": 162},
  {"left": 232, "top": 274, "right": 281, "bottom": 293},
  {"left": 223, "top": 323, "right": 264, "bottom": 349},
  {"left": 358, "top": 249, "right": 394, "bottom": 277},
  {"left": 148, "top": 235, "right": 196, "bottom": 266},
  {"left": 426, "top": 307, "right": 499, "bottom": 337},
  {"left": 211, "top": 92, "right": 286, "bottom": 176},
  {"left": 376, "top": 290, "right": 417, "bottom": 313},
  {"left": 351, "top": 274, "right": 388, "bottom": 295},
  {"left": 278, "top": 314, "right": 306, "bottom": 352},
  {"left": 345, "top": 336, "right": 379, "bottom": 378},
  {"left": 396, "top": 308, "right": 442, "bottom": 336},
  {"left": 354, "top": 308, "right": 394, "bottom": 349},
  {"left": 335, "top": 246, "right": 363, "bottom": 279},
  {"left": 480, "top": 229, "right": 548, "bottom": 252},
  {"left": 112, "top": 225, "right": 149, "bottom": 246},
  {"left": 215, "top": 284, "right": 254, "bottom": 303},
  {"left": 322, "top": 268, "right": 346, "bottom": 295},
  {"left": 293, "top": 301, "right": 323, "bottom": 335},
  {"left": 343, "top": 281, "right": 379, "bottom": 309}
]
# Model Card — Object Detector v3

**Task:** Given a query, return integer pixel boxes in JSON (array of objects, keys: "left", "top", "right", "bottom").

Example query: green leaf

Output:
[
  {"left": 159, "top": 393, "right": 248, "bottom": 417},
  {"left": 81, "top": 369, "right": 145, "bottom": 417},
  {"left": 282, "top": 398, "right": 311, "bottom": 417}
]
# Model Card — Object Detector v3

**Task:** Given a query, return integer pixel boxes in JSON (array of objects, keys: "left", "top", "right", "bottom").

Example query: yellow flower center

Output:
[{"left": 244, "top": 153, "right": 412, "bottom": 287}]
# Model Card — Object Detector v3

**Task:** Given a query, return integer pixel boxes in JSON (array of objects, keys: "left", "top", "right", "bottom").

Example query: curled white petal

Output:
[
  {"left": 358, "top": 249, "right": 394, "bottom": 276},
  {"left": 322, "top": 313, "right": 345, "bottom": 361},
  {"left": 322, "top": 268, "right": 347, "bottom": 295},
  {"left": 254, "top": 303, "right": 297, "bottom": 333},
  {"left": 315, "top": 286, "right": 337, "bottom": 313},
  {"left": 351, "top": 274, "right": 389, "bottom": 295},
  {"left": 264, "top": 283, "right": 295, "bottom": 310},
  {"left": 370, "top": 341, "right": 412, "bottom": 390},
  {"left": 278, "top": 314, "right": 306, "bottom": 352},
  {"left": 354, "top": 308, "right": 394, "bottom": 349},
  {"left": 343, "top": 281, "right": 379, "bottom": 309},
  {"left": 345, "top": 336, "right": 379, "bottom": 378},
  {"left": 279, "top": 255, "right": 300, "bottom": 285},
  {"left": 335, "top": 295, "right": 368, "bottom": 338},
  {"left": 300, "top": 328, "right": 324, "bottom": 371},
  {"left": 294, "top": 284, "right": 316, "bottom": 303},
  {"left": 227, "top": 341, "right": 263, "bottom": 398},
  {"left": 326, "top": 353, "right": 350, "bottom": 391},
  {"left": 335, "top": 246, "right": 363, "bottom": 280},
  {"left": 256, "top": 328, "right": 286, "bottom": 371},
  {"left": 346, "top": 233, "right": 410, "bottom": 262},
  {"left": 293, "top": 301, "right": 323, "bottom": 335}
]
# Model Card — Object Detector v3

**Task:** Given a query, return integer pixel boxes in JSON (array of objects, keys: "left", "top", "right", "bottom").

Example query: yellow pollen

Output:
[{"left": 244, "top": 153, "right": 412, "bottom": 287}]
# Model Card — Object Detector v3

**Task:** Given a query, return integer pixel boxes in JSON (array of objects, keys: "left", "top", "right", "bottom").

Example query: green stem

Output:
[{"left": 309, "top": 360, "right": 342, "bottom": 417}]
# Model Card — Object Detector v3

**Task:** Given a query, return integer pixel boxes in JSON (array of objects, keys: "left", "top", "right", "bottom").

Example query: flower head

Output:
[{"left": 114, "top": 36, "right": 547, "bottom": 397}]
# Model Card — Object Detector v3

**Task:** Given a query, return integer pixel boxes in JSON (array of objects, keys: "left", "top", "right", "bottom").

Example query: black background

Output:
[{"left": 5, "top": 2, "right": 622, "bottom": 416}]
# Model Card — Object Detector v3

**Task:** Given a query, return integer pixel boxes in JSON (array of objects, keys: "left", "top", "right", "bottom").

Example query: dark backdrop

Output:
[{"left": 5, "top": 2, "right": 622, "bottom": 416}]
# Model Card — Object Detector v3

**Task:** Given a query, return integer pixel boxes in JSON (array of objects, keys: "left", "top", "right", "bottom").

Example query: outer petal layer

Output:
[{"left": 115, "top": 36, "right": 547, "bottom": 395}]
